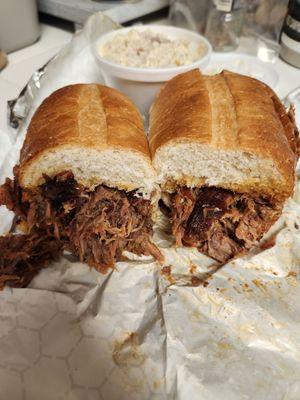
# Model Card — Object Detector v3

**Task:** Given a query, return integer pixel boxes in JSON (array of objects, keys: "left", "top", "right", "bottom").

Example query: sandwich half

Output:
[
  {"left": 149, "top": 69, "right": 299, "bottom": 262},
  {"left": 0, "top": 83, "right": 161, "bottom": 287}
]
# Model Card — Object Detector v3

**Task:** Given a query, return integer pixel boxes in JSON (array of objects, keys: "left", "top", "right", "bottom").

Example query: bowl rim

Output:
[{"left": 93, "top": 25, "right": 212, "bottom": 77}]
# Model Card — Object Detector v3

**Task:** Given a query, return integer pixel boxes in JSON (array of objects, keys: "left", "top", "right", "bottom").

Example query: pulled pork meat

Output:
[
  {"left": 171, "top": 186, "right": 281, "bottom": 263},
  {"left": 68, "top": 186, "right": 162, "bottom": 271},
  {"left": 0, "top": 232, "right": 62, "bottom": 289},
  {"left": 0, "top": 167, "right": 160, "bottom": 287}
]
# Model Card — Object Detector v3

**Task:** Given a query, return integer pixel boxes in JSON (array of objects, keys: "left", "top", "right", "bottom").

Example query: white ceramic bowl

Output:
[{"left": 93, "top": 25, "right": 212, "bottom": 115}]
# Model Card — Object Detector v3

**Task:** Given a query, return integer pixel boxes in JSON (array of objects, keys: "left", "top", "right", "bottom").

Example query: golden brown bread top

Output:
[
  {"left": 20, "top": 84, "right": 150, "bottom": 168},
  {"left": 149, "top": 69, "right": 299, "bottom": 198},
  {"left": 150, "top": 69, "right": 212, "bottom": 153}
]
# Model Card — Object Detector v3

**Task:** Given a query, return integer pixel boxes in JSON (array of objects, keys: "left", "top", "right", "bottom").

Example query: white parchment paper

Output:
[{"left": 0, "top": 13, "right": 300, "bottom": 400}]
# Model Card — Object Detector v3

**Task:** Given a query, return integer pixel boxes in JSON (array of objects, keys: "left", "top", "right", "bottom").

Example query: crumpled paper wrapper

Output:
[{"left": 1, "top": 12, "right": 300, "bottom": 400}]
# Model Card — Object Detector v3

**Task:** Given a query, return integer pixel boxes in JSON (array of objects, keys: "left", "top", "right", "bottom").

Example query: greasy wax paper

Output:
[{"left": 0, "top": 13, "right": 300, "bottom": 400}]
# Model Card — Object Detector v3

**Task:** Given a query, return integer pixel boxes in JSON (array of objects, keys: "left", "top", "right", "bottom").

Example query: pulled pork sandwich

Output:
[
  {"left": 149, "top": 69, "right": 299, "bottom": 263},
  {"left": 0, "top": 83, "right": 161, "bottom": 288}
]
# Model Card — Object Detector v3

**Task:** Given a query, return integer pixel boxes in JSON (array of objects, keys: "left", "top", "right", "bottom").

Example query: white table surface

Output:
[{"left": 0, "top": 18, "right": 299, "bottom": 150}]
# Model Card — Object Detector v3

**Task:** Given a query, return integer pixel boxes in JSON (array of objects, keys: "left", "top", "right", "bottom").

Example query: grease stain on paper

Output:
[
  {"left": 160, "top": 266, "right": 176, "bottom": 284},
  {"left": 112, "top": 332, "right": 146, "bottom": 367}
]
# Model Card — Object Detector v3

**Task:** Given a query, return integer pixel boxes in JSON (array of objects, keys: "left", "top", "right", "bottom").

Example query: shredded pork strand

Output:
[{"left": 0, "top": 167, "right": 160, "bottom": 287}]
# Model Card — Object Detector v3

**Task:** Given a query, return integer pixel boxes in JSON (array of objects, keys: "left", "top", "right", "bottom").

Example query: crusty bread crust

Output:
[
  {"left": 149, "top": 69, "right": 298, "bottom": 200},
  {"left": 19, "top": 84, "right": 155, "bottom": 194}
]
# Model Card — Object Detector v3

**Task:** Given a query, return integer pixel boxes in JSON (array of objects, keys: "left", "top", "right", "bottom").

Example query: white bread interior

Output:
[
  {"left": 21, "top": 145, "right": 155, "bottom": 198},
  {"left": 153, "top": 141, "right": 283, "bottom": 194}
]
